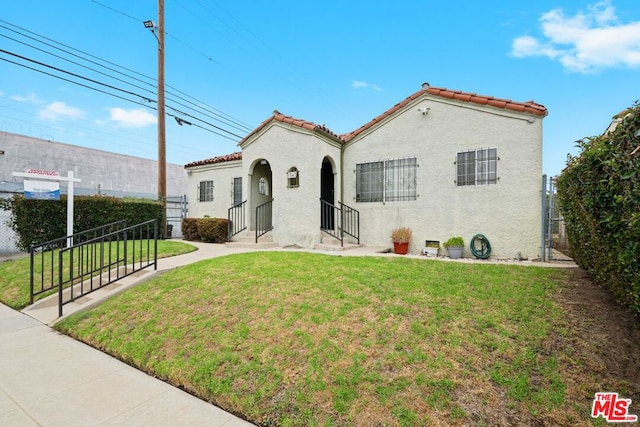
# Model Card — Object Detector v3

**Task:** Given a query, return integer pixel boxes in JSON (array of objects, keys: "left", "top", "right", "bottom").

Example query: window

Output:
[
  {"left": 198, "top": 180, "right": 214, "bottom": 202},
  {"left": 258, "top": 177, "right": 268, "bottom": 195},
  {"left": 287, "top": 167, "right": 299, "bottom": 188},
  {"left": 356, "top": 161, "right": 383, "bottom": 202},
  {"left": 356, "top": 157, "right": 417, "bottom": 203},
  {"left": 232, "top": 177, "right": 242, "bottom": 205},
  {"left": 385, "top": 157, "right": 417, "bottom": 201},
  {"left": 456, "top": 148, "right": 498, "bottom": 186}
]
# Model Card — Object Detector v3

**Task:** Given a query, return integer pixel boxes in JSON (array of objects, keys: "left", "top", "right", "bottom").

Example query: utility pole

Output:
[{"left": 157, "top": 0, "right": 167, "bottom": 238}]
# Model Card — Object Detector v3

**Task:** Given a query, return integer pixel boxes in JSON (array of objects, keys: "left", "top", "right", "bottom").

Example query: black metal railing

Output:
[
  {"left": 29, "top": 220, "right": 128, "bottom": 304},
  {"left": 340, "top": 201, "right": 360, "bottom": 244},
  {"left": 255, "top": 199, "right": 273, "bottom": 243},
  {"left": 320, "top": 200, "right": 360, "bottom": 247},
  {"left": 320, "top": 199, "right": 340, "bottom": 242},
  {"left": 57, "top": 219, "right": 158, "bottom": 317},
  {"left": 227, "top": 200, "right": 247, "bottom": 240}
]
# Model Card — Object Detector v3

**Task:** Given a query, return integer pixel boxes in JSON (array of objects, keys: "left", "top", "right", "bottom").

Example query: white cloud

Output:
[
  {"left": 11, "top": 93, "right": 47, "bottom": 105},
  {"left": 108, "top": 107, "right": 156, "bottom": 128},
  {"left": 39, "top": 101, "right": 85, "bottom": 121},
  {"left": 511, "top": 0, "right": 640, "bottom": 72},
  {"left": 352, "top": 80, "right": 383, "bottom": 92}
]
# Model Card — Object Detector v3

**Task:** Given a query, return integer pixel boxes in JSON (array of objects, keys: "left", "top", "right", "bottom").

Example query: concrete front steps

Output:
[
  {"left": 225, "top": 230, "right": 278, "bottom": 249},
  {"left": 226, "top": 230, "right": 360, "bottom": 252},
  {"left": 314, "top": 232, "right": 361, "bottom": 252}
]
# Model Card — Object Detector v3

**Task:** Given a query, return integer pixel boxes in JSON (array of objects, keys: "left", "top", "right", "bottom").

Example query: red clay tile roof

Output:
[
  {"left": 186, "top": 83, "right": 548, "bottom": 166},
  {"left": 340, "top": 83, "right": 548, "bottom": 142},
  {"left": 184, "top": 151, "right": 242, "bottom": 168},
  {"left": 238, "top": 110, "right": 343, "bottom": 146}
]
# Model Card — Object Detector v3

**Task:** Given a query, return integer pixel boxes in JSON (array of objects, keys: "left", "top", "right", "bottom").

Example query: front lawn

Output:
[
  {"left": 0, "top": 240, "right": 197, "bottom": 310},
  {"left": 53, "top": 252, "right": 607, "bottom": 426}
]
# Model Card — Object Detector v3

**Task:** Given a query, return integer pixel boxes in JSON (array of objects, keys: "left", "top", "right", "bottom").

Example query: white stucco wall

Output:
[
  {"left": 186, "top": 160, "right": 242, "bottom": 219},
  {"left": 241, "top": 123, "right": 342, "bottom": 248},
  {"left": 343, "top": 96, "right": 543, "bottom": 259}
]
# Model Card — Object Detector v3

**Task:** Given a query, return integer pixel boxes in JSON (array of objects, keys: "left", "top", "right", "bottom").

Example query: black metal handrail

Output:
[
  {"left": 29, "top": 220, "right": 128, "bottom": 304},
  {"left": 319, "top": 200, "right": 360, "bottom": 247},
  {"left": 339, "top": 201, "right": 360, "bottom": 245},
  {"left": 227, "top": 200, "right": 247, "bottom": 240},
  {"left": 255, "top": 199, "right": 273, "bottom": 243},
  {"left": 57, "top": 219, "right": 158, "bottom": 317},
  {"left": 320, "top": 199, "right": 342, "bottom": 245}
]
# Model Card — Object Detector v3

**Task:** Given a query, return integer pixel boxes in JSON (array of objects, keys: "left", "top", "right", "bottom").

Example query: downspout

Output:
[{"left": 340, "top": 140, "right": 345, "bottom": 205}]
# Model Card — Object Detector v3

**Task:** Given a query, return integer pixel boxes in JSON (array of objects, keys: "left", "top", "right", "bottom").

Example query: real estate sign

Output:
[{"left": 24, "top": 179, "right": 60, "bottom": 200}]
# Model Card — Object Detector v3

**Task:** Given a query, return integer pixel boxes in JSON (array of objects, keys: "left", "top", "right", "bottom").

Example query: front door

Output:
[{"left": 320, "top": 158, "right": 334, "bottom": 230}]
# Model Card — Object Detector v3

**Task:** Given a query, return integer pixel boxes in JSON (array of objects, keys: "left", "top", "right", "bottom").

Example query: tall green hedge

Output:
[
  {"left": 0, "top": 195, "right": 163, "bottom": 251},
  {"left": 556, "top": 103, "right": 640, "bottom": 313}
]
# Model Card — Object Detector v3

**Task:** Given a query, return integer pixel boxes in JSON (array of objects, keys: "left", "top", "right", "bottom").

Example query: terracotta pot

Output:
[{"left": 393, "top": 242, "right": 409, "bottom": 255}]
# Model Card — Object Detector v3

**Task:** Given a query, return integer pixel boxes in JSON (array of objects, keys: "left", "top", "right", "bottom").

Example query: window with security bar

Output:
[
  {"left": 232, "top": 177, "right": 242, "bottom": 205},
  {"left": 356, "top": 157, "right": 417, "bottom": 202},
  {"left": 198, "top": 180, "right": 214, "bottom": 202},
  {"left": 456, "top": 148, "right": 498, "bottom": 186}
]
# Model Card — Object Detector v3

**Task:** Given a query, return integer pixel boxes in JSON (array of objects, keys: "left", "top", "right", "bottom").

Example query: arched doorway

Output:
[
  {"left": 250, "top": 159, "right": 273, "bottom": 233},
  {"left": 320, "top": 157, "right": 335, "bottom": 230}
]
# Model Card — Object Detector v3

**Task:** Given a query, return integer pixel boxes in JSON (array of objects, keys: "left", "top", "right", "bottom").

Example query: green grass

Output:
[
  {"left": 0, "top": 240, "right": 196, "bottom": 309},
  {"left": 55, "top": 252, "right": 577, "bottom": 426}
]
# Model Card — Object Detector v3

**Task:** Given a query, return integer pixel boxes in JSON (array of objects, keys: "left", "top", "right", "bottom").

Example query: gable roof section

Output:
[
  {"left": 340, "top": 83, "right": 548, "bottom": 142},
  {"left": 184, "top": 151, "right": 242, "bottom": 169},
  {"left": 238, "top": 110, "right": 343, "bottom": 146},
  {"left": 185, "top": 83, "right": 548, "bottom": 166}
]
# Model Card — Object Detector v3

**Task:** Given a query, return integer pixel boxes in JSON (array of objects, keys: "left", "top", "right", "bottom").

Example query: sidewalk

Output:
[{"left": 1, "top": 241, "right": 256, "bottom": 427}]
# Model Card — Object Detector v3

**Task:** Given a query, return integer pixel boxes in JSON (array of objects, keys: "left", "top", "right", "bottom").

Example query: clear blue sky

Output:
[{"left": 1, "top": 0, "right": 639, "bottom": 177}]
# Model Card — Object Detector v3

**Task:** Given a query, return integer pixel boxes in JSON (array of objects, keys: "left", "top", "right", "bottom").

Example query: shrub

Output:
[
  {"left": 196, "top": 218, "right": 228, "bottom": 243},
  {"left": 182, "top": 218, "right": 199, "bottom": 241},
  {"left": 443, "top": 236, "right": 464, "bottom": 248},
  {"left": 557, "top": 103, "right": 640, "bottom": 313},
  {"left": 182, "top": 217, "right": 229, "bottom": 243},
  {"left": 0, "top": 195, "right": 162, "bottom": 251}
]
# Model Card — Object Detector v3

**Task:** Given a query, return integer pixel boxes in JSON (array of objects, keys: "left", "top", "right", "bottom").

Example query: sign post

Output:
[{"left": 12, "top": 169, "right": 82, "bottom": 247}]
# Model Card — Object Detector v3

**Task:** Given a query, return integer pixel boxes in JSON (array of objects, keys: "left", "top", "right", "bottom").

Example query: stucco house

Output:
[{"left": 184, "top": 83, "right": 548, "bottom": 258}]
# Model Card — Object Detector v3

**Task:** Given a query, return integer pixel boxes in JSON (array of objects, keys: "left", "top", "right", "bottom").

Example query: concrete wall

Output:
[
  {"left": 343, "top": 95, "right": 543, "bottom": 259},
  {"left": 0, "top": 132, "right": 187, "bottom": 198},
  {"left": 0, "top": 132, "right": 189, "bottom": 253}
]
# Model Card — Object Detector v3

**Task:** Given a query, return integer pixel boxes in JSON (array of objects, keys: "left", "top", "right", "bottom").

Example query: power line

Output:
[
  {"left": 90, "top": 0, "right": 219, "bottom": 64},
  {"left": 0, "top": 19, "right": 253, "bottom": 133},
  {"left": 0, "top": 51, "right": 243, "bottom": 141}
]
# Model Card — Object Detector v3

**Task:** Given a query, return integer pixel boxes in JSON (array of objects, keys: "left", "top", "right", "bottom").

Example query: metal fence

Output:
[
  {"left": 0, "top": 192, "right": 21, "bottom": 255},
  {"left": 166, "top": 195, "right": 187, "bottom": 239},
  {"left": 543, "top": 176, "right": 571, "bottom": 262},
  {"left": 57, "top": 220, "right": 157, "bottom": 317}
]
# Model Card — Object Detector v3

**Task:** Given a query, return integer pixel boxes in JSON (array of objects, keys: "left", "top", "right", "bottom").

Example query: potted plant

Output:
[
  {"left": 443, "top": 236, "right": 464, "bottom": 259},
  {"left": 390, "top": 227, "right": 412, "bottom": 255},
  {"left": 424, "top": 240, "right": 440, "bottom": 257}
]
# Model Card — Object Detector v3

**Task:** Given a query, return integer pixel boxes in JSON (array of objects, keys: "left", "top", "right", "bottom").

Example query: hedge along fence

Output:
[
  {"left": 557, "top": 103, "right": 640, "bottom": 314},
  {"left": 182, "top": 218, "right": 229, "bottom": 243},
  {"left": 0, "top": 195, "right": 163, "bottom": 251}
]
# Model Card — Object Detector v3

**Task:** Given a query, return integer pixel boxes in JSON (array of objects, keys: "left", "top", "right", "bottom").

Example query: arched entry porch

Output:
[{"left": 249, "top": 159, "right": 273, "bottom": 240}]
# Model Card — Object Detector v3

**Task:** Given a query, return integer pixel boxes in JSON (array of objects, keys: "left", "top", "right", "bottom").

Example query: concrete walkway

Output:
[
  {"left": 1, "top": 240, "right": 576, "bottom": 426},
  {"left": 1, "top": 241, "right": 259, "bottom": 427}
]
